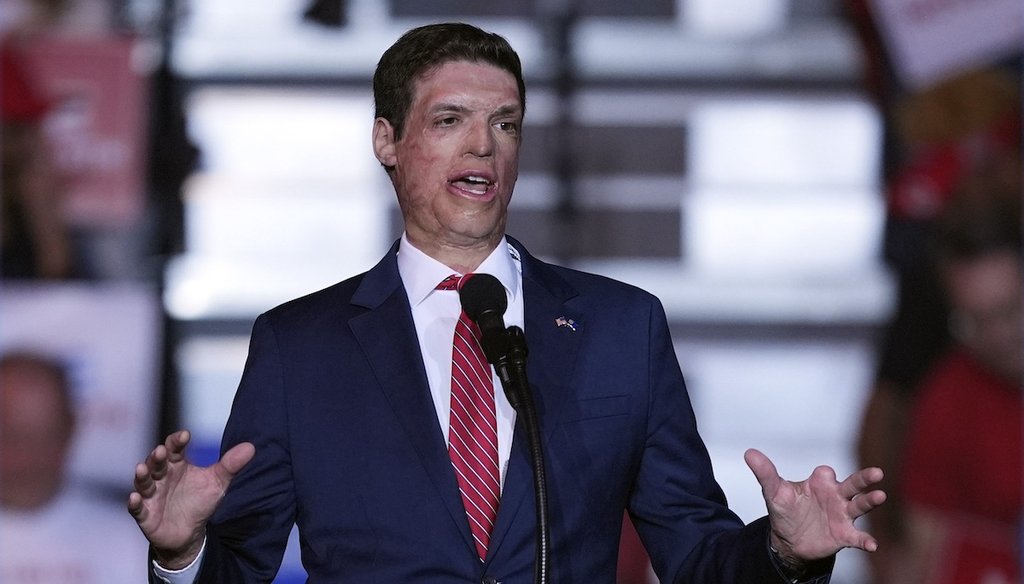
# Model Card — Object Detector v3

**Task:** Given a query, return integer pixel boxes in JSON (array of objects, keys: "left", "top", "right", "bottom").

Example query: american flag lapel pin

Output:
[{"left": 554, "top": 316, "right": 578, "bottom": 332}]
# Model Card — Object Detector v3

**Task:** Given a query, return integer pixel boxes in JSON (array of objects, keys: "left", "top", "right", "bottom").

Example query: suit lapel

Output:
[
  {"left": 346, "top": 239, "right": 587, "bottom": 563},
  {"left": 347, "top": 246, "right": 476, "bottom": 554},
  {"left": 487, "top": 239, "right": 584, "bottom": 561}
]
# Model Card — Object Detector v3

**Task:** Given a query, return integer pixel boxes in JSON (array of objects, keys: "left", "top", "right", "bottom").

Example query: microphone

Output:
[
  {"left": 459, "top": 273, "right": 550, "bottom": 584},
  {"left": 459, "top": 273, "right": 530, "bottom": 410},
  {"left": 458, "top": 273, "right": 510, "bottom": 365}
]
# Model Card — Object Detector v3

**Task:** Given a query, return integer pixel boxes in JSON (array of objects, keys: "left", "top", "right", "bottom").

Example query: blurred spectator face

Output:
[
  {"left": 945, "top": 250, "right": 1022, "bottom": 384},
  {"left": 0, "top": 356, "right": 74, "bottom": 510}
]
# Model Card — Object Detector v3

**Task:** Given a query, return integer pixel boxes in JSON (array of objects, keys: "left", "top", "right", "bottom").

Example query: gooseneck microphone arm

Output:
[
  {"left": 460, "top": 274, "right": 550, "bottom": 584},
  {"left": 500, "top": 326, "right": 550, "bottom": 584}
]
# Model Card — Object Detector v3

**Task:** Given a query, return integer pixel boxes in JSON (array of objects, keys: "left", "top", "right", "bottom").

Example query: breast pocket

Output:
[
  {"left": 551, "top": 395, "right": 636, "bottom": 506},
  {"left": 560, "top": 395, "right": 630, "bottom": 424}
]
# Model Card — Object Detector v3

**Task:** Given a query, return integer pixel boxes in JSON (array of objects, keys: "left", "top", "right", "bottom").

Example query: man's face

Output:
[
  {"left": 373, "top": 60, "right": 522, "bottom": 258},
  {"left": 944, "top": 250, "right": 1022, "bottom": 384}
]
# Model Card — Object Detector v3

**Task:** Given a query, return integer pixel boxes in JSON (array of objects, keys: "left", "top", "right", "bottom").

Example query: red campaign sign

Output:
[{"left": 20, "top": 34, "right": 149, "bottom": 228}]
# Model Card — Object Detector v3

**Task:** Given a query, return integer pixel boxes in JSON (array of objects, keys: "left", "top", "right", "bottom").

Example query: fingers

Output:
[
  {"left": 135, "top": 441, "right": 168, "bottom": 495},
  {"left": 127, "top": 490, "right": 147, "bottom": 520},
  {"left": 148, "top": 445, "right": 170, "bottom": 481},
  {"left": 850, "top": 488, "right": 887, "bottom": 518},
  {"left": 215, "top": 442, "right": 256, "bottom": 483},
  {"left": 130, "top": 430, "right": 192, "bottom": 506},
  {"left": 128, "top": 460, "right": 157, "bottom": 524},
  {"left": 832, "top": 467, "right": 887, "bottom": 521},
  {"left": 744, "top": 448, "right": 782, "bottom": 496},
  {"left": 164, "top": 429, "right": 191, "bottom": 464},
  {"left": 851, "top": 532, "right": 880, "bottom": 553},
  {"left": 839, "top": 466, "right": 884, "bottom": 500},
  {"left": 134, "top": 461, "right": 157, "bottom": 495}
]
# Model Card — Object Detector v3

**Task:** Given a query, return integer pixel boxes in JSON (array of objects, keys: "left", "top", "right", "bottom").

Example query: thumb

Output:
[
  {"left": 214, "top": 442, "right": 255, "bottom": 484},
  {"left": 744, "top": 448, "right": 782, "bottom": 497}
]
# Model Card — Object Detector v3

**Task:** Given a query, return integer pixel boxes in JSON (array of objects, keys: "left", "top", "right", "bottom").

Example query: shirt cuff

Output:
[
  {"left": 151, "top": 537, "right": 207, "bottom": 584},
  {"left": 767, "top": 538, "right": 834, "bottom": 583}
]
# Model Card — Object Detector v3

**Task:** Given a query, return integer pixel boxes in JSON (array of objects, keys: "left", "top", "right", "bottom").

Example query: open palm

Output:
[
  {"left": 127, "top": 430, "right": 255, "bottom": 568},
  {"left": 745, "top": 448, "right": 886, "bottom": 561}
]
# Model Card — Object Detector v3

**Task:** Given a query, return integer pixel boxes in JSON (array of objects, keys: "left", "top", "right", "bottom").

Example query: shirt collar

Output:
[{"left": 397, "top": 233, "right": 521, "bottom": 307}]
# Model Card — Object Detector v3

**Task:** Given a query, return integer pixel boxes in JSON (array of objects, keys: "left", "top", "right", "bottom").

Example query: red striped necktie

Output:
[{"left": 436, "top": 274, "right": 500, "bottom": 561}]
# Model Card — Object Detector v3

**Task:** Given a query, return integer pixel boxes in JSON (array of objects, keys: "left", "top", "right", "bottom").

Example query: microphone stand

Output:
[{"left": 493, "top": 326, "right": 550, "bottom": 584}]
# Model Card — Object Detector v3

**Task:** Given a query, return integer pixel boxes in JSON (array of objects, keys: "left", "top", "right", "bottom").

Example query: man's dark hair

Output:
[{"left": 373, "top": 22, "right": 526, "bottom": 140}]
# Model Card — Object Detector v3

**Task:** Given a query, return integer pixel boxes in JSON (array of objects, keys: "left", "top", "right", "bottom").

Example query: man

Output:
[
  {"left": 129, "top": 22, "right": 885, "bottom": 583},
  {"left": 1, "top": 351, "right": 149, "bottom": 582}
]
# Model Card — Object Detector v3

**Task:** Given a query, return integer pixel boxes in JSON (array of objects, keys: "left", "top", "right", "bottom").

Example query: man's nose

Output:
[{"left": 465, "top": 120, "right": 494, "bottom": 157}]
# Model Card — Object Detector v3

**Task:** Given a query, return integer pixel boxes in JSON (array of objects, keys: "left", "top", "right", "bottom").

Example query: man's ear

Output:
[{"left": 372, "top": 118, "right": 397, "bottom": 168}]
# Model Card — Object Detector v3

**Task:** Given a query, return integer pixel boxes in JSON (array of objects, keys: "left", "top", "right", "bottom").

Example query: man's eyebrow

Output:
[
  {"left": 427, "top": 103, "right": 522, "bottom": 117},
  {"left": 492, "top": 104, "right": 523, "bottom": 118},
  {"left": 429, "top": 102, "right": 469, "bottom": 114}
]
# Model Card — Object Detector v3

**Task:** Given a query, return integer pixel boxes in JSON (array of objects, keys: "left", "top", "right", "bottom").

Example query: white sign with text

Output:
[{"left": 869, "top": 0, "right": 1022, "bottom": 89}]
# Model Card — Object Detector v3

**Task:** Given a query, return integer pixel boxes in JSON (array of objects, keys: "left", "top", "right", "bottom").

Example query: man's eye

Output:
[
  {"left": 498, "top": 122, "right": 519, "bottom": 134},
  {"left": 437, "top": 117, "right": 458, "bottom": 126}
]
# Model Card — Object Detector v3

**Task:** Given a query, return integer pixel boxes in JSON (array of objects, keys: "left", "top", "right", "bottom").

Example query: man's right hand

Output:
[{"left": 127, "top": 430, "right": 255, "bottom": 570}]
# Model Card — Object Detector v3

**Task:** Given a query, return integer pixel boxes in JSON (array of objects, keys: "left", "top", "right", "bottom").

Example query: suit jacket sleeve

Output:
[
  {"left": 196, "top": 313, "right": 298, "bottom": 583},
  {"left": 626, "top": 295, "right": 832, "bottom": 583}
]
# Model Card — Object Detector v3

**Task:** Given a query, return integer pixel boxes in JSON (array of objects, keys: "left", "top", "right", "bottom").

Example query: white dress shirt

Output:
[
  {"left": 154, "top": 235, "right": 523, "bottom": 582},
  {"left": 397, "top": 233, "right": 522, "bottom": 489}
]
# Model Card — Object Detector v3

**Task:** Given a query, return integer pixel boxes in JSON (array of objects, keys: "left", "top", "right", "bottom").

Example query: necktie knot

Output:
[
  {"left": 436, "top": 274, "right": 462, "bottom": 291},
  {"left": 437, "top": 273, "right": 484, "bottom": 292}
]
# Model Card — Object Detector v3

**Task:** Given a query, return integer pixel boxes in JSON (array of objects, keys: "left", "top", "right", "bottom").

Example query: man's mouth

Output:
[{"left": 450, "top": 174, "right": 494, "bottom": 196}]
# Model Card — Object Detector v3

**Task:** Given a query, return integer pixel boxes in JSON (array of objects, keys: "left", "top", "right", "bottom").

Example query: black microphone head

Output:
[{"left": 459, "top": 273, "right": 508, "bottom": 323}]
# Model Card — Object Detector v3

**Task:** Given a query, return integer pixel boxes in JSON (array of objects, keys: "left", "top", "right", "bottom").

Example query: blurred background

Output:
[{"left": 0, "top": 0, "right": 1020, "bottom": 583}]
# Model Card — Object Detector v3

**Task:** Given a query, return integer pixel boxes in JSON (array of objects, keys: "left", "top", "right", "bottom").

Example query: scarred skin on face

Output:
[{"left": 373, "top": 60, "right": 523, "bottom": 273}]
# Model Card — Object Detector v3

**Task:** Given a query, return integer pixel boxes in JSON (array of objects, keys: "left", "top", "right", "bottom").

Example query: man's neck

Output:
[{"left": 409, "top": 236, "right": 504, "bottom": 274}]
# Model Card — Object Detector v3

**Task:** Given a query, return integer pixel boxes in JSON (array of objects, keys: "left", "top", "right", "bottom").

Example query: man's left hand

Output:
[{"left": 745, "top": 448, "right": 887, "bottom": 564}]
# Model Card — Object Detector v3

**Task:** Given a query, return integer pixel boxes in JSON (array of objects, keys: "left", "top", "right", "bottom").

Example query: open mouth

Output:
[{"left": 450, "top": 174, "right": 494, "bottom": 196}]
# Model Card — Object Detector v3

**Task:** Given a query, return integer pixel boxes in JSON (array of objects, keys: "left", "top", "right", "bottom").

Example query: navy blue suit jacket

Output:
[{"left": 189, "top": 238, "right": 831, "bottom": 583}]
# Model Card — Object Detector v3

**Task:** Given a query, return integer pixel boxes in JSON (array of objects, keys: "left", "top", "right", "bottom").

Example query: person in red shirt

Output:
[{"left": 896, "top": 161, "right": 1021, "bottom": 584}]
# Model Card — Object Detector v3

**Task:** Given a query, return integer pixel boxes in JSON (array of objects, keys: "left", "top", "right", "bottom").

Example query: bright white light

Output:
[
  {"left": 684, "top": 96, "right": 884, "bottom": 276},
  {"left": 683, "top": 0, "right": 789, "bottom": 37},
  {"left": 166, "top": 88, "right": 393, "bottom": 320},
  {"left": 686, "top": 187, "right": 884, "bottom": 276},
  {"left": 690, "top": 98, "right": 881, "bottom": 189},
  {"left": 186, "top": 88, "right": 375, "bottom": 181}
]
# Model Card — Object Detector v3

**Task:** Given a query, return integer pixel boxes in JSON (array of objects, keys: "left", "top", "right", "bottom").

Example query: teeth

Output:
[{"left": 464, "top": 175, "right": 488, "bottom": 184}]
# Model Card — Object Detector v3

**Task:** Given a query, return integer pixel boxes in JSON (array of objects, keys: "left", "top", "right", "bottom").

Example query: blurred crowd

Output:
[
  {"left": 846, "top": 1, "right": 1022, "bottom": 583},
  {"left": 0, "top": 351, "right": 149, "bottom": 582},
  {"left": 1, "top": 0, "right": 76, "bottom": 279},
  {"left": 1, "top": 1, "right": 171, "bottom": 582}
]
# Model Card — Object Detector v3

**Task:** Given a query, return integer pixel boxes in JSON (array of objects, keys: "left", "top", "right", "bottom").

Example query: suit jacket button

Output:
[{"left": 481, "top": 577, "right": 500, "bottom": 584}]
